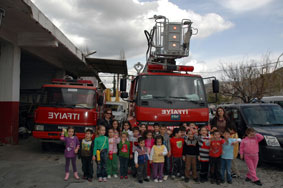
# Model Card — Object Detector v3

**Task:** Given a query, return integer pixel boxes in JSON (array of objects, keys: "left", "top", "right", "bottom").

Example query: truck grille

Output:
[{"left": 43, "top": 124, "right": 93, "bottom": 133}]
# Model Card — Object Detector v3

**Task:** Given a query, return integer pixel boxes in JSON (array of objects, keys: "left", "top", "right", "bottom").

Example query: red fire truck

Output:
[
  {"left": 33, "top": 78, "right": 104, "bottom": 145},
  {"left": 120, "top": 15, "right": 219, "bottom": 128}
]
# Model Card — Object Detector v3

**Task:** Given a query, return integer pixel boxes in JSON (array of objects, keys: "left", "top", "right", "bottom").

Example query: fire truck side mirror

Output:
[
  {"left": 98, "top": 95, "right": 104, "bottom": 106},
  {"left": 212, "top": 80, "right": 219, "bottom": 93},
  {"left": 120, "top": 78, "right": 127, "bottom": 92},
  {"left": 121, "top": 92, "right": 128, "bottom": 99}
]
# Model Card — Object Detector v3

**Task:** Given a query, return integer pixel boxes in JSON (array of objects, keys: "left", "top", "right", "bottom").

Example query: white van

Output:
[
  {"left": 261, "top": 96, "right": 283, "bottom": 108},
  {"left": 105, "top": 101, "right": 128, "bottom": 122}
]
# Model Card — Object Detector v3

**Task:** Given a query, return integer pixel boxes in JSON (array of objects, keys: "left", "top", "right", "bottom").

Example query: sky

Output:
[{"left": 31, "top": 0, "right": 283, "bottom": 88}]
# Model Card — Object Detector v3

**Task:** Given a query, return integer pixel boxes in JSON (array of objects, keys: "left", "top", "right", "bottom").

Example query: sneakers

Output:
[
  {"left": 200, "top": 178, "right": 205, "bottom": 183},
  {"left": 228, "top": 180, "right": 232, "bottom": 184},
  {"left": 181, "top": 176, "right": 185, "bottom": 180},
  {"left": 163, "top": 175, "right": 168, "bottom": 181},
  {"left": 138, "top": 180, "right": 143, "bottom": 184},
  {"left": 159, "top": 180, "right": 163, "bottom": 183},
  {"left": 147, "top": 176, "right": 150, "bottom": 179},
  {"left": 73, "top": 172, "right": 80, "bottom": 180},
  {"left": 120, "top": 176, "right": 123, "bottom": 179},
  {"left": 82, "top": 176, "right": 87, "bottom": 180},
  {"left": 107, "top": 175, "right": 111, "bottom": 179},
  {"left": 171, "top": 175, "right": 176, "bottom": 180},
  {"left": 87, "top": 178, "right": 92, "bottom": 182},
  {"left": 232, "top": 173, "right": 238, "bottom": 178},
  {"left": 103, "top": 177, "right": 107, "bottom": 182},
  {"left": 245, "top": 177, "right": 251, "bottom": 182},
  {"left": 154, "top": 179, "right": 159, "bottom": 183},
  {"left": 144, "top": 178, "right": 150, "bottom": 182},
  {"left": 98, "top": 177, "right": 103, "bottom": 182},
  {"left": 253, "top": 180, "right": 263, "bottom": 186},
  {"left": 193, "top": 178, "right": 199, "bottom": 182},
  {"left": 64, "top": 172, "right": 69, "bottom": 181},
  {"left": 113, "top": 174, "right": 118, "bottom": 178},
  {"left": 125, "top": 176, "right": 128, "bottom": 179},
  {"left": 216, "top": 180, "right": 221, "bottom": 185}
]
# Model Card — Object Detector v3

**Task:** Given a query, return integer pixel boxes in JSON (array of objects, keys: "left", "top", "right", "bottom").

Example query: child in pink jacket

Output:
[{"left": 240, "top": 128, "right": 264, "bottom": 186}]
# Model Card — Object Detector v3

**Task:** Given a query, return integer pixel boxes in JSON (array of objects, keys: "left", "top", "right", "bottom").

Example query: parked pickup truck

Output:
[{"left": 221, "top": 103, "right": 283, "bottom": 164}]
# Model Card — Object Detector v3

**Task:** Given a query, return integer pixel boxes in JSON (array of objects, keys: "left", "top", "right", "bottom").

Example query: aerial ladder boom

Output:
[{"left": 143, "top": 15, "right": 198, "bottom": 73}]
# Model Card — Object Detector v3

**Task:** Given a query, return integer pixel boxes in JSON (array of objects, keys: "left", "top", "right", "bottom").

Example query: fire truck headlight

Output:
[{"left": 35, "top": 125, "right": 44, "bottom": 131}]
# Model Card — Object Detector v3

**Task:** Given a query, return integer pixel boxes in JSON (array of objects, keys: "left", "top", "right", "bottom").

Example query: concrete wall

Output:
[
  {"left": 0, "top": 40, "right": 21, "bottom": 144},
  {"left": 20, "top": 52, "right": 65, "bottom": 90}
]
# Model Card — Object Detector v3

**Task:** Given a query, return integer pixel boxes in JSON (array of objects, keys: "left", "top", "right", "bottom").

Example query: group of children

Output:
[{"left": 60, "top": 121, "right": 264, "bottom": 186}]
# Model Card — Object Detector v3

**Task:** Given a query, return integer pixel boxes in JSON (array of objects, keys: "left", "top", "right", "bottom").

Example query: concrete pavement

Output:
[{"left": 0, "top": 137, "right": 283, "bottom": 188}]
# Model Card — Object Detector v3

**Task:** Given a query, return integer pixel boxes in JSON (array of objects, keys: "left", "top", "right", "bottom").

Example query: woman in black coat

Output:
[{"left": 210, "top": 107, "right": 230, "bottom": 135}]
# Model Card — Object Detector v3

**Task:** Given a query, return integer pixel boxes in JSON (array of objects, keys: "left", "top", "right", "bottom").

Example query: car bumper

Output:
[
  {"left": 33, "top": 131, "right": 86, "bottom": 140},
  {"left": 260, "top": 146, "right": 283, "bottom": 163}
]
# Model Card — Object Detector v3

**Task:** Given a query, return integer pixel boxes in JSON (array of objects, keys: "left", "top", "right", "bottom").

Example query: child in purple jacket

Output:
[{"left": 60, "top": 127, "right": 80, "bottom": 181}]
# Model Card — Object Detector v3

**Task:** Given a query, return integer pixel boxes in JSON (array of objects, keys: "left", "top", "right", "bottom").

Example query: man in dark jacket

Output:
[{"left": 97, "top": 108, "right": 113, "bottom": 135}]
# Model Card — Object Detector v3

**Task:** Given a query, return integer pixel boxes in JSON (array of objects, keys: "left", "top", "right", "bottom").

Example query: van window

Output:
[
  {"left": 242, "top": 105, "right": 283, "bottom": 125},
  {"left": 275, "top": 101, "right": 283, "bottom": 108}
]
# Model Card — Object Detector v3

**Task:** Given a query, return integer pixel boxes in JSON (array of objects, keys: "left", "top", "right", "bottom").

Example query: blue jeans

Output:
[
  {"left": 119, "top": 156, "right": 129, "bottom": 177},
  {"left": 164, "top": 156, "right": 171, "bottom": 175},
  {"left": 96, "top": 149, "right": 108, "bottom": 178},
  {"left": 221, "top": 158, "right": 232, "bottom": 182}
]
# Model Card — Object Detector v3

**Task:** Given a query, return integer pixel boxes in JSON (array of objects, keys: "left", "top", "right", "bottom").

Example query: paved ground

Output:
[{"left": 0, "top": 137, "right": 283, "bottom": 188}]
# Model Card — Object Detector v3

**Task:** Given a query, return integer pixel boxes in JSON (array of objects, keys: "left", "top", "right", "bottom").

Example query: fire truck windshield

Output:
[
  {"left": 40, "top": 87, "right": 96, "bottom": 109},
  {"left": 138, "top": 75, "right": 207, "bottom": 108}
]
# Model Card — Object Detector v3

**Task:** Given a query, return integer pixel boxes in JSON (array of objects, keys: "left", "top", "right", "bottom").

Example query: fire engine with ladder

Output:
[{"left": 120, "top": 15, "right": 219, "bottom": 128}]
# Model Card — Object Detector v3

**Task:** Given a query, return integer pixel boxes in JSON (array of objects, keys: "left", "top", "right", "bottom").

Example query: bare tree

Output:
[{"left": 220, "top": 54, "right": 279, "bottom": 103}]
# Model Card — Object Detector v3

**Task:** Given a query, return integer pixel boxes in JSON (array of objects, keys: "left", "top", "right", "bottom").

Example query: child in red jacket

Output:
[
  {"left": 209, "top": 129, "right": 225, "bottom": 184},
  {"left": 170, "top": 128, "right": 184, "bottom": 179}
]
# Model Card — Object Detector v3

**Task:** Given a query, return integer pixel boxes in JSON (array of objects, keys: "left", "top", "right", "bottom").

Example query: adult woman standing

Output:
[{"left": 210, "top": 107, "right": 230, "bottom": 135}]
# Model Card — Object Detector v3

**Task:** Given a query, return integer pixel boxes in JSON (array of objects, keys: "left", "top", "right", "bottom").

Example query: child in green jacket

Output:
[{"left": 93, "top": 125, "right": 109, "bottom": 182}]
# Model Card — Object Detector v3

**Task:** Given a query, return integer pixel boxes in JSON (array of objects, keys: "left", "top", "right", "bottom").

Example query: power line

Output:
[
  {"left": 97, "top": 60, "right": 283, "bottom": 76},
  {"left": 193, "top": 60, "right": 283, "bottom": 74}
]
